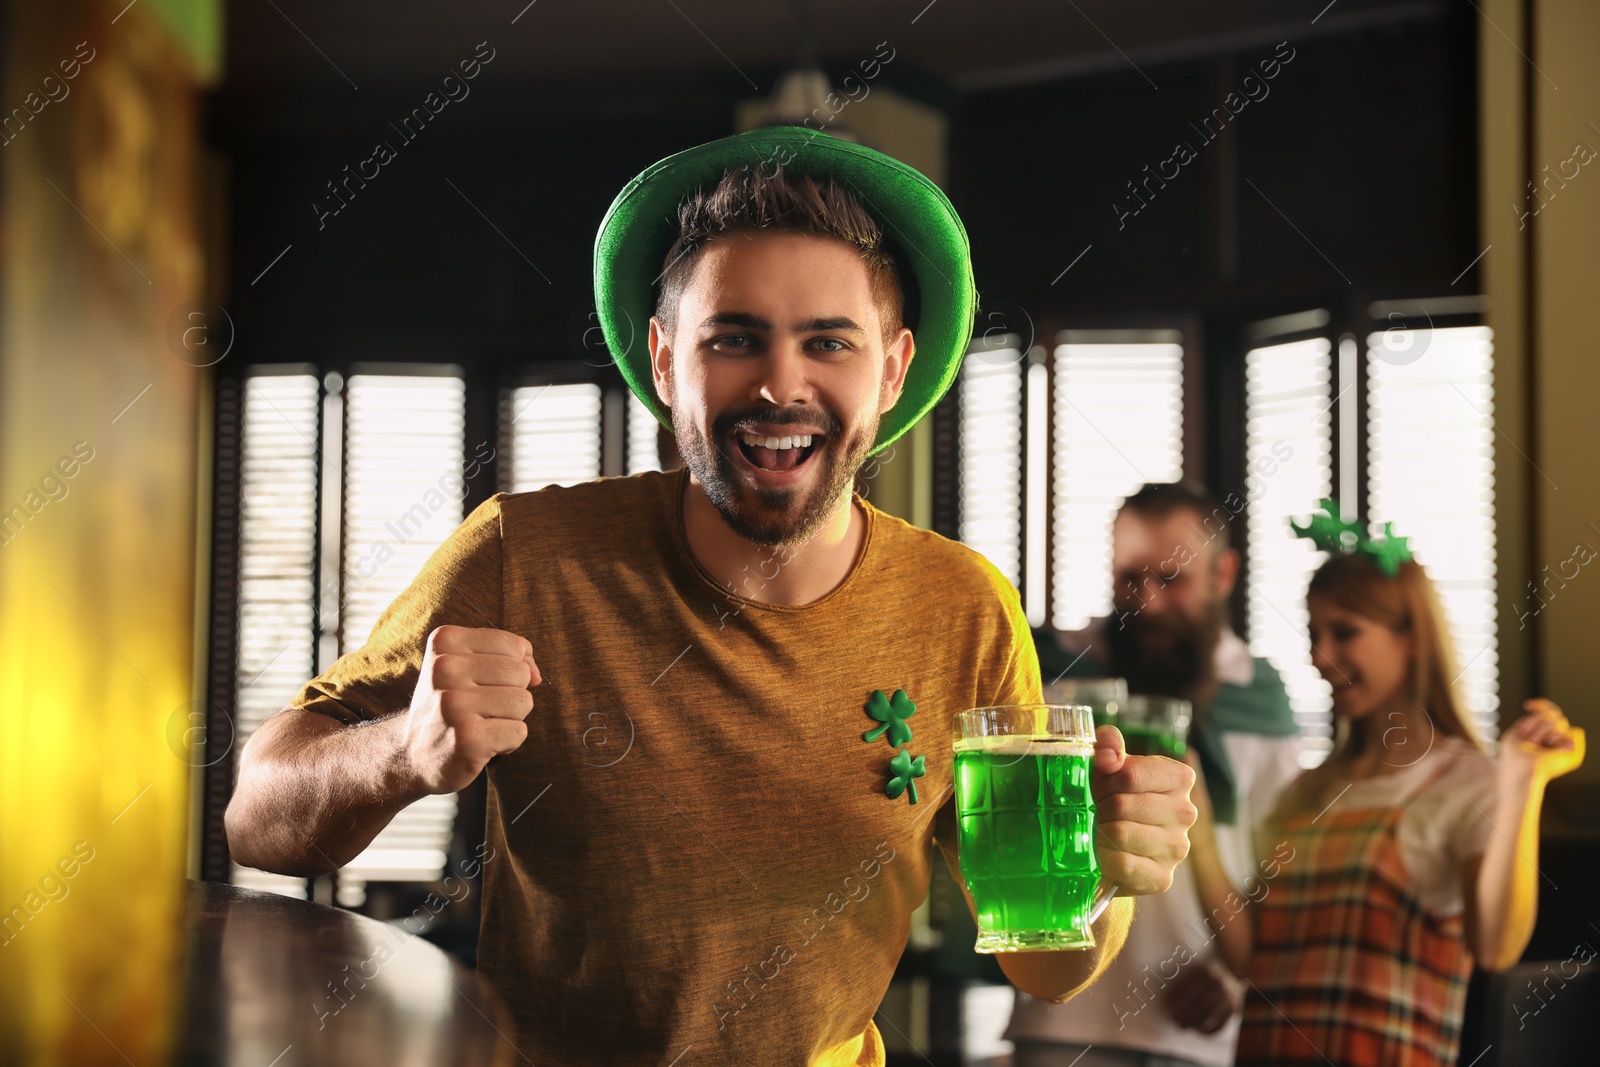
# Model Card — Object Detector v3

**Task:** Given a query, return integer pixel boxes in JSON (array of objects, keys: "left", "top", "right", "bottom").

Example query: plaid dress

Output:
[{"left": 1237, "top": 763, "right": 1473, "bottom": 1067}]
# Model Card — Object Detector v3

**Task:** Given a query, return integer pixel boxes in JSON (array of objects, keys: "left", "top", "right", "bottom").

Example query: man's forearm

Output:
[
  {"left": 995, "top": 896, "right": 1134, "bottom": 1003},
  {"left": 224, "top": 708, "right": 427, "bottom": 877}
]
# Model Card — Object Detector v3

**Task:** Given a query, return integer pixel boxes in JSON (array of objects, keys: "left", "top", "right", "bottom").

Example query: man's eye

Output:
[
  {"left": 710, "top": 334, "right": 752, "bottom": 348},
  {"left": 813, "top": 337, "right": 848, "bottom": 352}
]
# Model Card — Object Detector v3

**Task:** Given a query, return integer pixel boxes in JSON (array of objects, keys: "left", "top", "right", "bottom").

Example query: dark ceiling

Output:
[{"left": 226, "top": 0, "right": 1442, "bottom": 93}]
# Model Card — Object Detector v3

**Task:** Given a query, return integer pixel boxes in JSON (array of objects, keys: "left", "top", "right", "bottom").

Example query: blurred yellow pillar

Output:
[{"left": 0, "top": 0, "right": 219, "bottom": 1061}]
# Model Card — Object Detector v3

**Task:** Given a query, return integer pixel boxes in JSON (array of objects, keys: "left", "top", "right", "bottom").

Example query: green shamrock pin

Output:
[
  {"left": 885, "top": 747, "right": 926, "bottom": 805},
  {"left": 863, "top": 689, "right": 917, "bottom": 747}
]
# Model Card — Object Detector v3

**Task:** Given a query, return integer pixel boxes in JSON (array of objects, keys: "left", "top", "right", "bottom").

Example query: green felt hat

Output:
[{"left": 593, "top": 127, "right": 978, "bottom": 456}]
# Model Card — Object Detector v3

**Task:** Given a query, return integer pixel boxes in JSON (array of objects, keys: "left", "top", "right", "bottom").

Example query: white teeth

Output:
[{"left": 737, "top": 431, "right": 816, "bottom": 450}]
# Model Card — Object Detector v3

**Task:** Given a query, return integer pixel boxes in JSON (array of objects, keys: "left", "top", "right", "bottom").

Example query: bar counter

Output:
[{"left": 174, "top": 880, "right": 515, "bottom": 1067}]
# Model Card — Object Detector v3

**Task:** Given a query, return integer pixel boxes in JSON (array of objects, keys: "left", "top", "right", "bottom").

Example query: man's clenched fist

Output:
[{"left": 402, "top": 624, "right": 540, "bottom": 795}]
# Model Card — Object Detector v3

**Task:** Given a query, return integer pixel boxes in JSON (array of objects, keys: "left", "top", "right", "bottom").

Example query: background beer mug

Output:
[
  {"left": 1109, "top": 694, "right": 1192, "bottom": 758},
  {"left": 952, "top": 704, "right": 1118, "bottom": 952},
  {"left": 1043, "top": 676, "right": 1127, "bottom": 717}
]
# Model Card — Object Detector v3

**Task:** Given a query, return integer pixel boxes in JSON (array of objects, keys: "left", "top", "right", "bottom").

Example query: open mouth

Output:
[{"left": 734, "top": 430, "right": 823, "bottom": 475}]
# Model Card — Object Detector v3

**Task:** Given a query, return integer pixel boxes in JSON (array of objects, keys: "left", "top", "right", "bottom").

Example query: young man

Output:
[
  {"left": 225, "top": 129, "right": 1197, "bottom": 1066},
  {"left": 1008, "top": 482, "right": 1301, "bottom": 1067}
]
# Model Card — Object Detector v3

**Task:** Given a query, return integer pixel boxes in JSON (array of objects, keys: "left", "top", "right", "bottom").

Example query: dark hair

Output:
[
  {"left": 653, "top": 163, "right": 914, "bottom": 346},
  {"left": 1119, "top": 481, "right": 1231, "bottom": 551}
]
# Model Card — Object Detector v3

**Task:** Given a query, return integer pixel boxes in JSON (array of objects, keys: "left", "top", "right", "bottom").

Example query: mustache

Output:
[
  {"left": 1120, "top": 606, "right": 1222, "bottom": 645},
  {"left": 1107, "top": 601, "right": 1226, "bottom": 697},
  {"left": 712, "top": 404, "right": 842, "bottom": 440},
  {"left": 1124, "top": 612, "right": 1192, "bottom": 635}
]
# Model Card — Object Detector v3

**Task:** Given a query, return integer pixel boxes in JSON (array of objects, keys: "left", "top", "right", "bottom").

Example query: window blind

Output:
[
  {"left": 1050, "top": 334, "right": 1184, "bottom": 632},
  {"left": 627, "top": 391, "right": 664, "bottom": 475},
  {"left": 502, "top": 382, "right": 605, "bottom": 492},
  {"left": 1243, "top": 336, "right": 1336, "bottom": 766},
  {"left": 958, "top": 346, "right": 1025, "bottom": 589},
  {"left": 230, "top": 371, "right": 320, "bottom": 898},
  {"left": 1367, "top": 325, "right": 1499, "bottom": 743}
]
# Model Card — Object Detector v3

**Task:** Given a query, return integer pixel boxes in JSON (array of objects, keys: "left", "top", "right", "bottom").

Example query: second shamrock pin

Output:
[{"left": 864, "top": 689, "right": 925, "bottom": 805}]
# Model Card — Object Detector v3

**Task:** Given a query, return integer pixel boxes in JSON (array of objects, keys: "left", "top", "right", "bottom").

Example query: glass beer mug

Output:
[{"left": 953, "top": 704, "right": 1118, "bottom": 952}]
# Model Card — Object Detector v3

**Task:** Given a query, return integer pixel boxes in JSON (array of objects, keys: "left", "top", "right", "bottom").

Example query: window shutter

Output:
[
  {"left": 1367, "top": 324, "right": 1499, "bottom": 742},
  {"left": 229, "top": 370, "right": 321, "bottom": 898},
  {"left": 1050, "top": 334, "right": 1184, "bottom": 632},
  {"left": 501, "top": 382, "right": 605, "bottom": 491},
  {"left": 958, "top": 346, "right": 1025, "bottom": 588},
  {"left": 1243, "top": 336, "right": 1336, "bottom": 765},
  {"left": 627, "top": 391, "right": 664, "bottom": 475}
]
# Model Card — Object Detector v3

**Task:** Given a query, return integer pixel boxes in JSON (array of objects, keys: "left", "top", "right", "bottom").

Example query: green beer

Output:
[
  {"left": 1112, "top": 721, "right": 1186, "bottom": 759},
  {"left": 1102, "top": 695, "right": 1191, "bottom": 760},
  {"left": 953, "top": 735, "right": 1102, "bottom": 951}
]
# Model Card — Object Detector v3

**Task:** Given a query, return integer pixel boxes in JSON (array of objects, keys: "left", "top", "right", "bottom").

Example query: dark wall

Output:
[
  {"left": 210, "top": 54, "right": 960, "bottom": 377},
  {"left": 954, "top": 11, "right": 1480, "bottom": 319},
  {"left": 213, "top": 75, "right": 746, "bottom": 373},
  {"left": 214, "top": 11, "right": 1477, "bottom": 376}
]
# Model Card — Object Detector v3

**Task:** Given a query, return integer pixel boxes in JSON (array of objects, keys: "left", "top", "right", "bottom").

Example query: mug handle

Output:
[{"left": 1087, "top": 880, "right": 1119, "bottom": 924}]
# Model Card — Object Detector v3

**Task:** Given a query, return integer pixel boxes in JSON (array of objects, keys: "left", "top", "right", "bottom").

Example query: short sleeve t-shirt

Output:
[
  {"left": 1364, "top": 736, "right": 1498, "bottom": 916},
  {"left": 1246, "top": 734, "right": 1498, "bottom": 919},
  {"left": 288, "top": 467, "right": 1043, "bottom": 1066}
]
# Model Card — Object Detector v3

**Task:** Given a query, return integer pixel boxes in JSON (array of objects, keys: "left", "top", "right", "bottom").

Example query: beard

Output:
[
  {"left": 1106, "top": 595, "right": 1227, "bottom": 712},
  {"left": 673, "top": 399, "right": 877, "bottom": 549}
]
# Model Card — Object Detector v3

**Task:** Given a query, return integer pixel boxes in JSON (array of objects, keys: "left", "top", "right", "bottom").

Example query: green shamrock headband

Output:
[{"left": 1289, "top": 498, "right": 1415, "bottom": 576}]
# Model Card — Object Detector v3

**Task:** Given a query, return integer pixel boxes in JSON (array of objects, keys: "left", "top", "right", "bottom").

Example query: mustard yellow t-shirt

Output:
[{"left": 290, "top": 467, "right": 1042, "bottom": 1066}]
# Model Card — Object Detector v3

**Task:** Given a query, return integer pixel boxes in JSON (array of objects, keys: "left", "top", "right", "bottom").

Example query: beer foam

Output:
[{"left": 953, "top": 735, "right": 1094, "bottom": 757}]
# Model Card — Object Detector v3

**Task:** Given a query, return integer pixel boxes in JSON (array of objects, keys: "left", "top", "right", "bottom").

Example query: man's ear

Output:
[
  {"left": 647, "top": 316, "right": 673, "bottom": 408},
  {"left": 1215, "top": 546, "right": 1241, "bottom": 599},
  {"left": 878, "top": 326, "right": 915, "bottom": 415}
]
